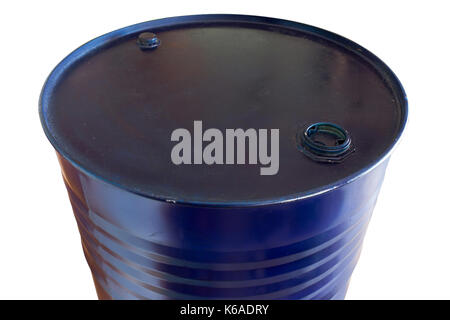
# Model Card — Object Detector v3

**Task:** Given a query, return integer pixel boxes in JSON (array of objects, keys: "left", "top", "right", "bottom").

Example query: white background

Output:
[{"left": 0, "top": 0, "right": 449, "bottom": 299}]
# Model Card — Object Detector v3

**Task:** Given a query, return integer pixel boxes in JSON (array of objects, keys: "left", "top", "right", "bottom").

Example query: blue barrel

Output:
[{"left": 40, "top": 15, "right": 407, "bottom": 299}]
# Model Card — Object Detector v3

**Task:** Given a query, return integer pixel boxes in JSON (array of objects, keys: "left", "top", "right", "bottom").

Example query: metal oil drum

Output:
[{"left": 39, "top": 14, "right": 407, "bottom": 299}]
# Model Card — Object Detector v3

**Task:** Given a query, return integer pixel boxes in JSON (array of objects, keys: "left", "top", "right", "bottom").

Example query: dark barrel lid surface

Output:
[{"left": 40, "top": 15, "right": 407, "bottom": 206}]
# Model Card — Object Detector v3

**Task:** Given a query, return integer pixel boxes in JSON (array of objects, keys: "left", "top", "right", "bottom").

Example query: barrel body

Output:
[
  {"left": 58, "top": 153, "right": 389, "bottom": 300},
  {"left": 41, "top": 15, "right": 407, "bottom": 300}
]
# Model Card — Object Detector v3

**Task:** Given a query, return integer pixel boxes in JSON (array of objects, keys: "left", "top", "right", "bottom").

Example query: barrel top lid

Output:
[{"left": 40, "top": 14, "right": 407, "bottom": 206}]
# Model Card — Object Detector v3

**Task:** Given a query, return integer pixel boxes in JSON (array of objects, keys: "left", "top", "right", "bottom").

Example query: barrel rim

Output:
[{"left": 39, "top": 14, "right": 408, "bottom": 208}]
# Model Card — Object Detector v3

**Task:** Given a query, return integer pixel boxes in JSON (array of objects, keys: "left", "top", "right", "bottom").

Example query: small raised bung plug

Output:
[{"left": 137, "top": 32, "right": 161, "bottom": 50}]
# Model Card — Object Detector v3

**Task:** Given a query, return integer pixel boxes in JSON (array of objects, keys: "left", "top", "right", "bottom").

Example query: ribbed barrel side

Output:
[{"left": 58, "top": 154, "right": 388, "bottom": 300}]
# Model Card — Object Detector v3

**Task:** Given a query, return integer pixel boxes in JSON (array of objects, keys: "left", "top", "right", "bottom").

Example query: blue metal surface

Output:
[
  {"left": 59, "top": 153, "right": 388, "bottom": 299},
  {"left": 40, "top": 15, "right": 408, "bottom": 299}
]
